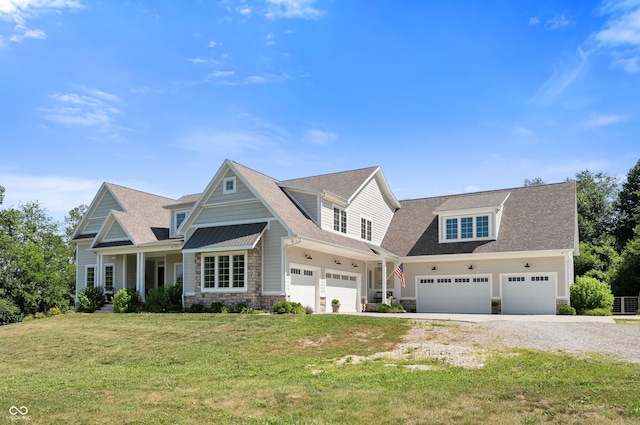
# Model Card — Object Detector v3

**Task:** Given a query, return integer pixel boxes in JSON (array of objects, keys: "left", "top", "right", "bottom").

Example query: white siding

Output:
[
  {"left": 347, "top": 175, "right": 396, "bottom": 244},
  {"left": 320, "top": 199, "right": 334, "bottom": 231},
  {"left": 287, "top": 190, "right": 319, "bottom": 223},
  {"left": 204, "top": 170, "right": 254, "bottom": 205},
  {"left": 263, "top": 221, "right": 288, "bottom": 293}
]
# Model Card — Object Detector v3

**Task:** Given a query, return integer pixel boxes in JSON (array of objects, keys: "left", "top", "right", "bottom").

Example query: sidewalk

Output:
[{"left": 342, "top": 311, "right": 639, "bottom": 323}]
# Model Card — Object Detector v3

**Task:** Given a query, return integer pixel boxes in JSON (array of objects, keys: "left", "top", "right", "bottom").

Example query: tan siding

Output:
[
  {"left": 263, "top": 221, "right": 288, "bottom": 293},
  {"left": 183, "top": 252, "right": 196, "bottom": 294},
  {"left": 347, "top": 176, "right": 395, "bottom": 244},
  {"left": 402, "top": 255, "right": 566, "bottom": 300},
  {"left": 194, "top": 202, "right": 272, "bottom": 226},
  {"left": 204, "top": 170, "right": 254, "bottom": 205},
  {"left": 105, "top": 222, "right": 128, "bottom": 240}
]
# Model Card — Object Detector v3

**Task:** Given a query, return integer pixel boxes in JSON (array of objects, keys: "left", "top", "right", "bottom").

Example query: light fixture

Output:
[
  {"left": 468, "top": 265, "right": 474, "bottom": 270},
  {"left": 524, "top": 262, "right": 530, "bottom": 268},
  {"left": 334, "top": 259, "right": 341, "bottom": 265},
  {"left": 351, "top": 263, "right": 358, "bottom": 268},
  {"left": 431, "top": 266, "right": 437, "bottom": 271},
  {"left": 304, "top": 253, "right": 312, "bottom": 260}
]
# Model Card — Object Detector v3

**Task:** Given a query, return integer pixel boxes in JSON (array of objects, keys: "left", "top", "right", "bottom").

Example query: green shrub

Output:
[
  {"left": 378, "top": 303, "right": 404, "bottom": 313},
  {"left": 570, "top": 276, "right": 614, "bottom": 313},
  {"left": 558, "top": 305, "right": 576, "bottom": 315},
  {"left": 22, "top": 315, "right": 34, "bottom": 322},
  {"left": 76, "top": 286, "right": 105, "bottom": 313},
  {"left": 377, "top": 304, "right": 391, "bottom": 313},
  {"left": 145, "top": 283, "right": 182, "bottom": 313},
  {"left": 0, "top": 298, "right": 23, "bottom": 325},
  {"left": 304, "top": 305, "right": 314, "bottom": 315},
  {"left": 34, "top": 312, "right": 46, "bottom": 319},
  {"left": 113, "top": 288, "right": 140, "bottom": 313},
  {"left": 188, "top": 303, "right": 205, "bottom": 313},
  {"left": 48, "top": 307, "right": 62, "bottom": 316},
  {"left": 582, "top": 308, "right": 613, "bottom": 316},
  {"left": 210, "top": 302, "right": 225, "bottom": 313},
  {"left": 272, "top": 301, "right": 306, "bottom": 314},
  {"left": 229, "top": 303, "right": 247, "bottom": 314}
]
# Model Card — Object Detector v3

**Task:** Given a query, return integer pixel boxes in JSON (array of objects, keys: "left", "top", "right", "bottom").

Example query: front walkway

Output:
[{"left": 342, "top": 312, "right": 640, "bottom": 323}]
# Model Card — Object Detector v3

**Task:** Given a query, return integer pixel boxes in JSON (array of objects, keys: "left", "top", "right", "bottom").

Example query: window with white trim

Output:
[
  {"left": 223, "top": 177, "right": 236, "bottom": 194},
  {"left": 202, "top": 252, "right": 246, "bottom": 291},
  {"left": 104, "top": 264, "right": 114, "bottom": 293},
  {"left": 86, "top": 265, "right": 96, "bottom": 287},
  {"left": 361, "top": 217, "right": 372, "bottom": 241},
  {"left": 443, "top": 214, "right": 491, "bottom": 242},
  {"left": 175, "top": 263, "right": 184, "bottom": 285},
  {"left": 175, "top": 212, "right": 187, "bottom": 230},
  {"left": 333, "top": 207, "right": 347, "bottom": 233}
]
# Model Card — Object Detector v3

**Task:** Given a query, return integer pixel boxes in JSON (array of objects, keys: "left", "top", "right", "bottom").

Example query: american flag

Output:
[{"left": 394, "top": 263, "right": 405, "bottom": 287}]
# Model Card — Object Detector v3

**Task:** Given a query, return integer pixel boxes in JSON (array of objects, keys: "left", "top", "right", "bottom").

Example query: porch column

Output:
[
  {"left": 96, "top": 254, "right": 104, "bottom": 289},
  {"left": 381, "top": 258, "right": 388, "bottom": 306},
  {"left": 136, "top": 252, "right": 146, "bottom": 302}
]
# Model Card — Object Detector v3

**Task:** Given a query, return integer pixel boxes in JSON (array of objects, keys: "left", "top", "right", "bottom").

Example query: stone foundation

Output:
[
  {"left": 399, "top": 299, "right": 416, "bottom": 313},
  {"left": 556, "top": 298, "right": 569, "bottom": 314}
]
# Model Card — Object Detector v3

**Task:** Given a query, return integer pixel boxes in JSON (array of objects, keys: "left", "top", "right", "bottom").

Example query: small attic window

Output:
[{"left": 223, "top": 177, "right": 236, "bottom": 194}]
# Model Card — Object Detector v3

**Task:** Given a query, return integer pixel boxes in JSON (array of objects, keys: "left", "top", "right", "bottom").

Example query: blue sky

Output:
[{"left": 1, "top": 0, "right": 639, "bottom": 222}]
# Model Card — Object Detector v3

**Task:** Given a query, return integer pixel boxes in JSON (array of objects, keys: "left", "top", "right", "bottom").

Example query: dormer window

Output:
[
  {"left": 223, "top": 177, "right": 236, "bottom": 194},
  {"left": 443, "top": 214, "right": 492, "bottom": 242},
  {"left": 176, "top": 212, "right": 186, "bottom": 229},
  {"left": 333, "top": 207, "right": 347, "bottom": 233}
]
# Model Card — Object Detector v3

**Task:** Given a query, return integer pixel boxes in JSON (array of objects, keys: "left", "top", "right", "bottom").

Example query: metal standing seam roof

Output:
[{"left": 182, "top": 222, "right": 268, "bottom": 251}]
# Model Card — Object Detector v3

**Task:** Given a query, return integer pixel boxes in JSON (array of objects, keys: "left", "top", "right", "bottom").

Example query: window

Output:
[
  {"left": 202, "top": 252, "right": 246, "bottom": 291},
  {"left": 446, "top": 218, "right": 458, "bottom": 239},
  {"left": 361, "top": 217, "right": 372, "bottom": 241},
  {"left": 104, "top": 264, "right": 114, "bottom": 292},
  {"left": 86, "top": 266, "right": 96, "bottom": 287},
  {"left": 175, "top": 212, "right": 186, "bottom": 229},
  {"left": 175, "top": 263, "right": 183, "bottom": 285},
  {"left": 223, "top": 177, "right": 236, "bottom": 194},
  {"left": 333, "top": 207, "right": 347, "bottom": 233},
  {"left": 476, "top": 215, "right": 489, "bottom": 238},
  {"left": 443, "top": 214, "right": 491, "bottom": 241}
]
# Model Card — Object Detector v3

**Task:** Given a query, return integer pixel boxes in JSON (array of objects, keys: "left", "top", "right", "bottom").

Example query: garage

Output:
[
  {"left": 290, "top": 266, "right": 317, "bottom": 312},
  {"left": 325, "top": 271, "right": 359, "bottom": 313},
  {"left": 417, "top": 275, "right": 491, "bottom": 314},
  {"left": 501, "top": 273, "right": 556, "bottom": 314}
]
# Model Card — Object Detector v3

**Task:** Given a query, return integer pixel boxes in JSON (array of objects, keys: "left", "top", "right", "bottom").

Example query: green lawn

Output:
[{"left": 1, "top": 313, "right": 639, "bottom": 424}]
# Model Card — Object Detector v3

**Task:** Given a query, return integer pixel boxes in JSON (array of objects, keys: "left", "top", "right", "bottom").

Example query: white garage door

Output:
[
  {"left": 417, "top": 276, "right": 491, "bottom": 314},
  {"left": 502, "top": 274, "right": 556, "bottom": 314},
  {"left": 290, "top": 267, "right": 316, "bottom": 311},
  {"left": 325, "top": 272, "right": 359, "bottom": 313}
]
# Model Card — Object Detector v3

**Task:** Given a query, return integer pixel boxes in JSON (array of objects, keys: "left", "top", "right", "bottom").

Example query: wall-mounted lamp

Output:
[
  {"left": 468, "top": 265, "right": 474, "bottom": 270},
  {"left": 334, "top": 259, "right": 341, "bottom": 265},
  {"left": 351, "top": 263, "right": 358, "bottom": 268},
  {"left": 304, "top": 253, "right": 313, "bottom": 260},
  {"left": 524, "top": 262, "right": 530, "bottom": 268},
  {"left": 431, "top": 266, "right": 437, "bottom": 271}
]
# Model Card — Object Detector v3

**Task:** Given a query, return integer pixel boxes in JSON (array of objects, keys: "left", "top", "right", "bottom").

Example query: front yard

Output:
[{"left": 1, "top": 313, "right": 639, "bottom": 424}]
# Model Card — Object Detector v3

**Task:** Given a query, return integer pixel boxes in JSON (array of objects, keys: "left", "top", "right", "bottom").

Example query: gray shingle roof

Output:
[
  {"left": 433, "top": 191, "right": 510, "bottom": 212},
  {"left": 381, "top": 182, "right": 577, "bottom": 256},
  {"left": 183, "top": 222, "right": 268, "bottom": 251},
  {"left": 280, "top": 167, "right": 379, "bottom": 200}
]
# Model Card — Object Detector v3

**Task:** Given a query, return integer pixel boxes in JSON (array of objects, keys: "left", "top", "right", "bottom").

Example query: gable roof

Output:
[
  {"left": 434, "top": 191, "right": 510, "bottom": 213},
  {"left": 382, "top": 181, "right": 577, "bottom": 257},
  {"left": 230, "top": 161, "right": 385, "bottom": 257},
  {"left": 280, "top": 167, "right": 378, "bottom": 200}
]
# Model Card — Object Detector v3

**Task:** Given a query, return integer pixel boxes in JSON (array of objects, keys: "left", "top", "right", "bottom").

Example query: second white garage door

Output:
[
  {"left": 325, "top": 271, "right": 359, "bottom": 313},
  {"left": 417, "top": 275, "right": 492, "bottom": 314},
  {"left": 501, "top": 273, "right": 556, "bottom": 314}
]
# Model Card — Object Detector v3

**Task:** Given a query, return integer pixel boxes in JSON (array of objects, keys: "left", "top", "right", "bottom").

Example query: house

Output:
[{"left": 71, "top": 159, "right": 579, "bottom": 314}]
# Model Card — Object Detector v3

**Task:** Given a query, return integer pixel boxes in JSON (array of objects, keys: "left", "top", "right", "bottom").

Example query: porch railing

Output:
[{"left": 613, "top": 297, "right": 639, "bottom": 315}]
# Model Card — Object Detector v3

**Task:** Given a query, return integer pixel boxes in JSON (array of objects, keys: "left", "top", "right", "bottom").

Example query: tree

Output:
[
  {"left": 524, "top": 177, "right": 546, "bottom": 186},
  {"left": 610, "top": 231, "right": 640, "bottom": 296},
  {"left": 64, "top": 204, "right": 88, "bottom": 242},
  {"left": 614, "top": 159, "right": 640, "bottom": 251},
  {"left": 574, "top": 241, "right": 619, "bottom": 283},
  {"left": 0, "top": 184, "right": 4, "bottom": 205},
  {"left": 573, "top": 170, "right": 619, "bottom": 247},
  {"left": 570, "top": 276, "right": 614, "bottom": 312}
]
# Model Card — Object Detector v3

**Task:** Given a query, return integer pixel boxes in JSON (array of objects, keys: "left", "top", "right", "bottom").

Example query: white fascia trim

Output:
[
  {"left": 401, "top": 249, "right": 575, "bottom": 263},
  {"left": 349, "top": 167, "right": 401, "bottom": 210},
  {"left": 92, "top": 212, "right": 136, "bottom": 248},
  {"left": 202, "top": 198, "right": 261, "bottom": 208},
  {"left": 183, "top": 244, "right": 256, "bottom": 254}
]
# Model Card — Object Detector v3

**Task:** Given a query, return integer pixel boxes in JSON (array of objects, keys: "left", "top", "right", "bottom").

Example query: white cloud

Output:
[
  {"left": 265, "top": 0, "right": 325, "bottom": 20},
  {"left": 529, "top": 16, "right": 540, "bottom": 25},
  {"left": 596, "top": 3, "right": 640, "bottom": 46},
  {"left": 303, "top": 129, "right": 337, "bottom": 146},
  {"left": 186, "top": 57, "right": 207, "bottom": 64},
  {"left": 529, "top": 47, "right": 589, "bottom": 105},
  {"left": 40, "top": 87, "right": 123, "bottom": 129},
  {"left": 208, "top": 70, "right": 235, "bottom": 77},
  {"left": 177, "top": 129, "right": 279, "bottom": 156},
  {"left": 579, "top": 113, "right": 627, "bottom": 128},
  {"left": 513, "top": 126, "right": 534, "bottom": 137},
  {"left": 0, "top": 170, "right": 101, "bottom": 221},
  {"left": 615, "top": 55, "right": 640, "bottom": 71},
  {"left": 209, "top": 40, "right": 220, "bottom": 48},
  {"left": 0, "top": 0, "right": 82, "bottom": 45},
  {"left": 546, "top": 14, "right": 572, "bottom": 30},
  {"left": 238, "top": 6, "right": 251, "bottom": 16}
]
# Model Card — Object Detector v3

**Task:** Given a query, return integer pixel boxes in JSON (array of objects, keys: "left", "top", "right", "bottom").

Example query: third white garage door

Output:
[{"left": 325, "top": 271, "right": 359, "bottom": 313}]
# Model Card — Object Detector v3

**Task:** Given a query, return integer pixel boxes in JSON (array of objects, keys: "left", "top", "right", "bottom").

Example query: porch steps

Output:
[{"left": 95, "top": 302, "right": 114, "bottom": 314}]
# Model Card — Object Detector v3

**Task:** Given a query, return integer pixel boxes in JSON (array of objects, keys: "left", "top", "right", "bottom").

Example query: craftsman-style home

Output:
[{"left": 71, "top": 159, "right": 578, "bottom": 314}]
